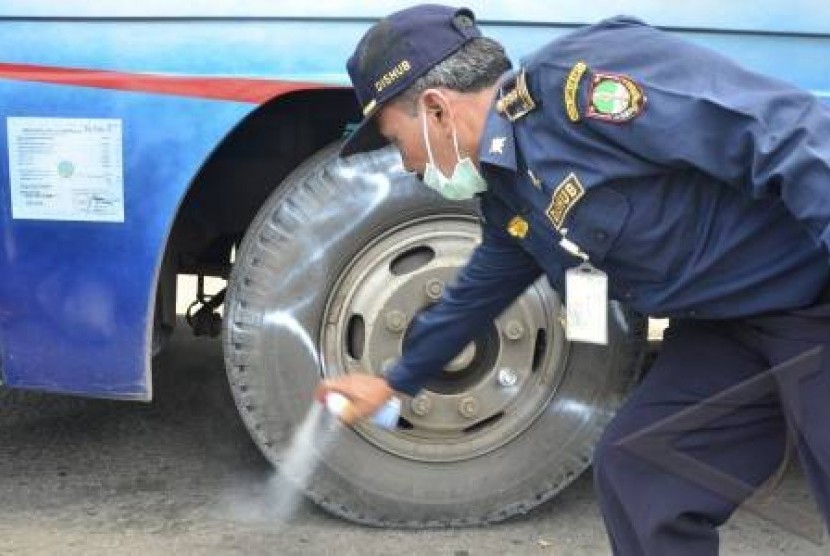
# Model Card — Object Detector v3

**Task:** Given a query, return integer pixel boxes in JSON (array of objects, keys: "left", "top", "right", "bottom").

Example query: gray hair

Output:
[{"left": 395, "top": 37, "right": 512, "bottom": 114}]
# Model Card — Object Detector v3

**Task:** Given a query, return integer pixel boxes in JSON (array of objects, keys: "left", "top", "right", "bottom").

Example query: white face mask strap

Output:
[
  {"left": 421, "top": 91, "right": 462, "bottom": 166},
  {"left": 433, "top": 90, "right": 462, "bottom": 161},
  {"left": 420, "top": 106, "right": 436, "bottom": 165},
  {"left": 451, "top": 125, "right": 462, "bottom": 161}
]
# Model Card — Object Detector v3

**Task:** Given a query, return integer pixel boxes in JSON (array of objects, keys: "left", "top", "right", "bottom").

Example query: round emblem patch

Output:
[{"left": 587, "top": 72, "right": 646, "bottom": 123}]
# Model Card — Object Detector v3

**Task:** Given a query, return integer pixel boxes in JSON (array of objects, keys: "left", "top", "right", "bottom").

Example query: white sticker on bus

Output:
[{"left": 7, "top": 117, "right": 125, "bottom": 223}]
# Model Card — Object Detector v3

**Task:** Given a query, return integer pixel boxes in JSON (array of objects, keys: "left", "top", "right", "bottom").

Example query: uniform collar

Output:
[{"left": 478, "top": 98, "right": 517, "bottom": 172}]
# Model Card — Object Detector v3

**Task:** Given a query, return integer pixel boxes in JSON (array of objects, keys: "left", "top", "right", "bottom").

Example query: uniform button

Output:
[
  {"left": 594, "top": 231, "right": 608, "bottom": 242},
  {"left": 623, "top": 291, "right": 634, "bottom": 300},
  {"left": 688, "top": 310, "right": 698, "bottom": 317}
]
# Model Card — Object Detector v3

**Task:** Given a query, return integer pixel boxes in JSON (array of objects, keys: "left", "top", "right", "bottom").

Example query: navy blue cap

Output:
[{"left": 340, "top": 4, "right": 481, "bottom": 157}]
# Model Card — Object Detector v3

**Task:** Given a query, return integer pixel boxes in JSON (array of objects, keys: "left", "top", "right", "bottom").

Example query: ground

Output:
[{"left": 0, "top": 316, "right": 826, "bottom": 555}]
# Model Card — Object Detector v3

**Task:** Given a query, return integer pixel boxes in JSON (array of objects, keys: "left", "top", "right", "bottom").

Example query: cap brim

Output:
[{"left": 339, "top": 113, "right": 390, "bottom": 158}]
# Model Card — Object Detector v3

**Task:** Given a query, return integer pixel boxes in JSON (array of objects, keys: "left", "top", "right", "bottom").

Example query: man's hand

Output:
[{"left": 315, "top": 374, "right": 394, "bottom": 426}]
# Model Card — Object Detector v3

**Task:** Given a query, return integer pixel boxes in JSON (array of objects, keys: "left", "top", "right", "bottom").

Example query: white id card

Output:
[{"left": 566, "top": 263, "right": 608, "bottom": 345}]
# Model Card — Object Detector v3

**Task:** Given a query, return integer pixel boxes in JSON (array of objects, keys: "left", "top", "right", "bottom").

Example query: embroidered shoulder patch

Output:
[
  {"left": 563, "top": 61, "right": 588, "bottom": 123},
  {"left": 546, "top": 173, "right": 585, "bottom": 230},
  {"left": 587, "top": 72, "right": 646, "bottom": 123},
  {"left": 495, "top": 69, "right": 537, "bottom": 122}
]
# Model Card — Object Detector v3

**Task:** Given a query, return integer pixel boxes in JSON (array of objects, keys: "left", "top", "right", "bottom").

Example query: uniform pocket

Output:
[{"left": 562, "top": 186, "right": 630, "bottom": 263}]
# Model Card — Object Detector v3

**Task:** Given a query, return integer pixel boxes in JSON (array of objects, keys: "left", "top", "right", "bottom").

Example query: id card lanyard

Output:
[{"left": 560, "top": 232, "right": 608, "bottom": 345}]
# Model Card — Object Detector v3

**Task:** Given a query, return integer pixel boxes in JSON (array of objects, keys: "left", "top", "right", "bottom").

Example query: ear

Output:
[{"left": 420, "top": 89, "right": 454, "bottom": 135}]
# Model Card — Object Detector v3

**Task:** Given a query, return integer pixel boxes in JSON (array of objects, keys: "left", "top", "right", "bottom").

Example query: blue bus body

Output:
[{"left": 0, "top": 1, "right": 828, "bottom": 400}]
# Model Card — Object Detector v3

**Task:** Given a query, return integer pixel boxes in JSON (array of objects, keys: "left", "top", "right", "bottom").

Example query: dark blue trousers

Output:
[{"left": 594, "top": 305, "right": 830, "bottom": 555}]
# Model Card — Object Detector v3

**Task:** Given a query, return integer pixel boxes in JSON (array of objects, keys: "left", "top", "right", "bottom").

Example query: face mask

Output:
[{"left": 421, "top": 106, "right": 487, "bottom": 200}]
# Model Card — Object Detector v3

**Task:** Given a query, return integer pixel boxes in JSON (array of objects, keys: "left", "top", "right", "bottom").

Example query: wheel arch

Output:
[
  {"left": 169, "top": 87, "right": 359, "bottom": 270},
  {"left": 152, "top": 87, "right": 359, "bottom": 351}
]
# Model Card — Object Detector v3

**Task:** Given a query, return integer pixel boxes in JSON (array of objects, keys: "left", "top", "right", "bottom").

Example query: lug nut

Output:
[
  {"left": 458, "top": 396, "right": 480, "bottom": 419},
  {"left": 410, "top": 394, "right": 432, "bottom": 416},
  {"left": 384, "top": 310, "right": 407, "bottom": 333},
  {"left": 504, "top": 320, "right": 525, "bottom": 341},
  {"left": 425, "top": 279, "right": 444, "bottom": 300},
  {"left": 497, "top": 367, "right": 519, "bottom": 388}
]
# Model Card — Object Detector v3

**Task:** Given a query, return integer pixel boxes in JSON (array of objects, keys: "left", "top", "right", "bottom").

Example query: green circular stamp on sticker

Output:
[{"left": 57, "top": 160, "right": 75, "bottom": 178}]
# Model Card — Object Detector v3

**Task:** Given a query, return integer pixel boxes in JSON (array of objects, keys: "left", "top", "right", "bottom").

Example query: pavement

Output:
[{"left": 0, "top": 318, "right": 827, "bottom": 555}]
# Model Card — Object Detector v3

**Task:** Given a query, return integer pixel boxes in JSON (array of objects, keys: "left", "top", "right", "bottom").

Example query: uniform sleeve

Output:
[
  {"left": 568, "top": 18, "right": 830, "bottom": 250},
  {"left": 385, "top": 217, "right": 542, "bottom": 396}
]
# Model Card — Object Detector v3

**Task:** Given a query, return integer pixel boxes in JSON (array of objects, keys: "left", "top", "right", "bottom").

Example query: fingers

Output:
[
  {"left": 316, "top": 377, "right": 355, "bottom": 396},
  {"left": 315, "top": 375, "right": 394, "bottom": 427},
  {"left": 337, "top": 401, "right": 359, "bottom": 426},
  {"left": 315, "top": 378, "right": 354, "bottom": 403},
  {"left": 314, "top": 380, "right": 335, "bottom": 403},
  {"left": 315, "top": 380, "right": 362, "bottom": 425}
]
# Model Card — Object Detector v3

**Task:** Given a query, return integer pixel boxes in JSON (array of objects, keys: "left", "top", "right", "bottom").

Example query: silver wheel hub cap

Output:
[{"left": 321, "top": 215, "right": 568, "bottom": 462}]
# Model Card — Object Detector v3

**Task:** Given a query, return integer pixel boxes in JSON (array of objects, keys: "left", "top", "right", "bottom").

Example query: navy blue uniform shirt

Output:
[{"left": 386, "top": 16, "right": 830, "bottom": 396}]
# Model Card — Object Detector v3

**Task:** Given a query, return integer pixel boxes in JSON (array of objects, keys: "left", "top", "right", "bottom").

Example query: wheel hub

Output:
[{"left": 320, "top": 215, "right": 568, "bottom": 462}]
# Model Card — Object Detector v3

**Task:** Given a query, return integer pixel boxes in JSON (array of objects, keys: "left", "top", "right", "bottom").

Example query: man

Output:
[{"left": 316, "top": 4, "right": 830, "bottom": 554}]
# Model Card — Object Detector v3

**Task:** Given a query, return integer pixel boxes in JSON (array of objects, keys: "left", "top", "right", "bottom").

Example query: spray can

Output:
[{"left": 324, "top": 392, "right": 401, "bottom": 430}]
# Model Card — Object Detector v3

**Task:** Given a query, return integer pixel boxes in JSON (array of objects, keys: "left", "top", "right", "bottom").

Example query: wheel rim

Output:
[{"left": 320, "top": 213, "right": 569, "bottom": 462}]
